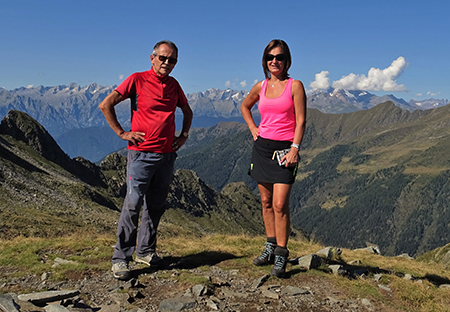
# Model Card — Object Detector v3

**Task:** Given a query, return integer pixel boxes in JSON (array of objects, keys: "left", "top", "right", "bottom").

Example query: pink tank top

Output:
[{"left": 258, "top": 78, "right": 295, "bottom": 141}]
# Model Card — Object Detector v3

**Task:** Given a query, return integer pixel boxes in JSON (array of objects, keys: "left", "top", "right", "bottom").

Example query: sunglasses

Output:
[
  {"left": 266, "top": 53, "right": 286, "bottom": 62},
  {"left": 156, "top": 55, "right": 177, "bottom": 64}
]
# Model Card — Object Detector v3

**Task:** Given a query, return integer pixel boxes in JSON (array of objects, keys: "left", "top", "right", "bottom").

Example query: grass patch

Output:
[
  {"left": 2, "top": 233, "right": 450, "bottom": 311},
  {"left": 0, "top": 234, "right": 115, "bottom": 280}
]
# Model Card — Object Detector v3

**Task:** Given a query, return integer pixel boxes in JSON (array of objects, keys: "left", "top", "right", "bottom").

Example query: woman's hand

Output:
[
  {"left": 282, "top": 148, "right": 299, "bottom": 167},
  {"left": 250, "top": 126, "right": 259, "bottom": 141}
]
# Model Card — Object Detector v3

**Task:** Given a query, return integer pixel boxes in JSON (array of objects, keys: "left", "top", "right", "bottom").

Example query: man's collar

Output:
[{"left": 150, "top": 67, "right": 169, "bottom": 81}]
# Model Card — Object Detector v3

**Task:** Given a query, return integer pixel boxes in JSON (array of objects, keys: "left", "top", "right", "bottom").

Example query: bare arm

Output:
[
  {"left": 240, "top": 81, "right": 262, "bottom": 141},
  {"left": 98, "top": 90, "right": 145, "bottom": 146},
  {"left": 172, "top": 103, "right": 193, "bottom": 150},
  {"left": 283, "top": 80, "right": 307, "bottom": 167}
]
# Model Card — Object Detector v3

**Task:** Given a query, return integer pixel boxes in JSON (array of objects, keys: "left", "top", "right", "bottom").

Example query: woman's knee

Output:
[
  {"left": 260, "top": 196, "right": 272, "bottom": 209},
  {"left": 272, "top": 201, "right": 289, "bottom": 214}
]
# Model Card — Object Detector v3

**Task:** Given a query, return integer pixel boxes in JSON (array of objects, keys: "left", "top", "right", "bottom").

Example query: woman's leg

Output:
[
  {"left": 258, "top": 182, "right": 275, "bottom": 237},
  {"left": 253, "top": 182, "right": 277, "bottom": 266},
  {"left": 272, "top": 183, "right": 293, "bottom": 248}
]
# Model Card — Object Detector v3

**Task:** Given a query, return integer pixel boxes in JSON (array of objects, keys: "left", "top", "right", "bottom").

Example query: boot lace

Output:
[
  {"left": 257, "top": 242, "right": 275, "bottom": 259},
  {"left": 273, "top": 254, "right": 287, "bottom": 270}
]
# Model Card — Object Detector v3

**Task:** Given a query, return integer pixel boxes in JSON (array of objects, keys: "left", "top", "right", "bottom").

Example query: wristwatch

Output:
[{"left": 181, "top": 131, "right": 189, "bottom": 138}]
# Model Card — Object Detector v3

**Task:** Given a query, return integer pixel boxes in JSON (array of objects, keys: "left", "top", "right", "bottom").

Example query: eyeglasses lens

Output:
[
  {"left": 267, "top": 54, "right": 285, "bottom": 62},
  {"left": 158, "top": 55, "right": 177, "bottom": 64}
]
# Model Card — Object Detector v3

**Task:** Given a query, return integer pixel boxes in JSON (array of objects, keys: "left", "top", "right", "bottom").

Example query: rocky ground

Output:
[{"left": 1, "top": 255, "right": 404, "bottom": 312}]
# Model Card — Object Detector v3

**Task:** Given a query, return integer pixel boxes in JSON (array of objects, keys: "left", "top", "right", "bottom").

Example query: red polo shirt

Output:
[{"left": 115, "top": 67, "right": 188, "bottom": 153}]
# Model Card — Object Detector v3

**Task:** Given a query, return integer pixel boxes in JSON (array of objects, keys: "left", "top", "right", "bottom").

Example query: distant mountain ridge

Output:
[
  {"left": 1, "top": 83, "right": 448, "bottom": 161},
  {"left": 1, "top": 83, "right": 448, "bottom": 133}
]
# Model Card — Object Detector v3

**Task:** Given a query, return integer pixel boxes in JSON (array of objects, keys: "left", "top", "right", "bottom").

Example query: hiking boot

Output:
[
  {"left": 135, "top": 252, "right": 163, "bottom": 267},
  {"left": 253, "top": 242, "right": 276, "bottom": 266},
  {"left": 111, "top": 262, "right": 131, "bottom": 280},
  {"left": 271, "top": 247, "right": 289, "bottom": 278}
]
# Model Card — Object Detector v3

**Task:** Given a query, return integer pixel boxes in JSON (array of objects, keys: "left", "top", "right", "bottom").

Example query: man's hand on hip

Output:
[
  {"left": 120, "top": 131, "right": 146, "bottom": 146},
  {"left": 172, "top": 135, "right": 188, "bottom": 151}
]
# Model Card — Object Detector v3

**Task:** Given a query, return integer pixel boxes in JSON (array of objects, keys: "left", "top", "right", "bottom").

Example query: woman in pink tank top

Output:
[{"left": 241, "top": 39, "right": 307, "bottom": 278}]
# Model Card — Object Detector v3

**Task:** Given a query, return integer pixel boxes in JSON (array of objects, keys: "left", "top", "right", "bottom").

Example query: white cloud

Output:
[
  {"left": 416, "top": 93, "right": 423, "bottom": 97},
  {"left": 26, "top": 85, "right": 33, "bottom": 88},
  {"left": 253, "top": 79, "right": 258, "bottom": 86},
  {"left": 225, "top": 80, "right": 231, "bottom": 87},
  {"left": 310, "top": 71, "right": 330, "bottom": 90},
  {"left": 331, "top": 57, "right": 408, "bottom": 92},
  {"left": 118, "top": 74, "right": 124, "bottom": 80},
  {"left": 240, "top": 80, "right": 247, "bottom": 88},
  {"left": 426, "top": 91, "right": 440, "bottom": 97}
]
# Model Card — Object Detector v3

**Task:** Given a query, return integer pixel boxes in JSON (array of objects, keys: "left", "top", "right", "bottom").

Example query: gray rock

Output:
[
  {"left": 122, "top": 278, "right": 139, "bottom": 289},
  {"left": 0, "top": 294, "right": 20, "bottom": 312},
  {"left": 366, "top": 242, "right": 381, "bottom": 255},
  {"left": 373, "top": 273, "right": 383, "bottom": 282},
  {"left": 44, "top": 304, "right": 71, "bottom": 312},
  {"left": 328, "top": 264, "right": 349, "bottom": 276},
  {"left": 205, "top": 298, "right": 219, "bottom": 310},
  {"left": 41, "top": 272, "right": 51, "bottom": 281},
  {"left": 281, "top": 286, "right": 310, "bottom": 296},
  {"left": 221, "top": 287, "right": 248, "bottom": 299},
  {"left": 439, "top": 284, "right": 450, "bottom": 289},
  {"left": 52, "top": 257, "right": 78, "bottom": 267},
  {"left": 378, "top": 284, "right": 392, "bottom": 292},
  {"left": 17, "top": 290, "right": 80, "bottom": 304},
  {"left": 354, "top": 246, "right": 379, "bottom": 254},
  {"left": 251, "top": 274, "right": 270, "bottom": 290},
  {"left": 361, "top": 298, "right": 374, "bottom": 311},
  {"left": 396, "top": 253, "right": 414, "bottom": 260},
  {"left": 261, "top": 288, "right": 279, "bottom": 299},
  {"left": 317, "top": 247, "right": 342, "bottom": 259},
  {"left": 326, "top": 296, "right": 339, "bottom": 304},
  {"left": 291, "top": 254, "right": 322, "bottom": 270},
  {"left": 159, "top": 296, "right": 197, "bottom": 312},
  {"left": 403, "top": 274, "right": 414, "bottom": 281},
  {"left": 108, "top": 292, "right": 129, "bottom": 306},
  {"left": 192, "top": 284, "right": 207, "bottom": 297},
  {"left": 98, "top": 304, "right": 121, "bottom": 312}
]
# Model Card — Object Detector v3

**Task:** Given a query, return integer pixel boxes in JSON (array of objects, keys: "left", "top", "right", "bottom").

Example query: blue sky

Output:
[{"left": 1, "top": 0, "right": 449, "bottom": 101}]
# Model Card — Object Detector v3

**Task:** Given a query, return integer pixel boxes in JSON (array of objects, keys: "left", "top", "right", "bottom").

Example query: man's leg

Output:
[
  {"left": 112, "top": 151, "right": 156, "bottom": 264},
  {"left": 136, "top": 152, "right": 176, "bottom": 258}
]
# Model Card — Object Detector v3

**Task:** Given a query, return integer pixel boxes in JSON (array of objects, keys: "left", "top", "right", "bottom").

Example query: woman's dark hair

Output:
[{"left": 262, "top": 39, "right": 292, "bottom": 79}]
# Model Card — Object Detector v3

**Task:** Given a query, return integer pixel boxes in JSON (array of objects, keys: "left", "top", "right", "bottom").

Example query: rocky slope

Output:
[{"left": 0, "top": 110, "right": 265, "bottom": 239}]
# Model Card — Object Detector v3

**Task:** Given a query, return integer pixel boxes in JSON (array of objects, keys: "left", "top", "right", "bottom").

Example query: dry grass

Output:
[{"left": 2, "top": 233, "right": 450, "bottom": 311}]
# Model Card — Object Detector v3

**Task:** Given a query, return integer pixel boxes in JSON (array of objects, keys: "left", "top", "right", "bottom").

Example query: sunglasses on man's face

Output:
[
  {"left": 156, "top": 55, "right": 178, "bottom": 65},
  {"left": 266, "top": 54, "right": 285, "bottom": 62}
]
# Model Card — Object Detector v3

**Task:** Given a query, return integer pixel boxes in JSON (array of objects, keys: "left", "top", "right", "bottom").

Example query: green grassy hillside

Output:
[{"left": 177, "top": 102, "right": 450, "bottom": 257}]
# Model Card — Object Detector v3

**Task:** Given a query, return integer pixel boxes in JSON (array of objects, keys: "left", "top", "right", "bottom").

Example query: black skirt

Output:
[{"left": 249, "top": 137, "right": 297, "bottom": 184}]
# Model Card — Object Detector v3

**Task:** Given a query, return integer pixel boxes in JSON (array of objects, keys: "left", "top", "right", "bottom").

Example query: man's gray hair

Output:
[{"left": 152, "top": 40, "right": 178, "bottom": 56}]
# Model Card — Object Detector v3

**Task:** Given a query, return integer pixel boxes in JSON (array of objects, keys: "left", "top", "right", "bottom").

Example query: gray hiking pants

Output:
[{"left": 112, "top": 150, "right": 176, "bottom": 263}]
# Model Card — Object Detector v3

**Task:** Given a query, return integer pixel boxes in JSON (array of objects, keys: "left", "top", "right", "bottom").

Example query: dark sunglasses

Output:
[
  {"left": 266, "top": 53, "right": 285, "bottom": 62},
  {"left": 156, "top": 55, "right": 177, "bottom": 64}
]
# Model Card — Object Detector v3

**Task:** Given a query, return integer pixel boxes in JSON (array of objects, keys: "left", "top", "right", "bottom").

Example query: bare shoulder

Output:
[
  {"left": 291, "top": 79, "right": 306, "bottom": 95},
  {"left": 245, "top": 80, "right": 264, "bottom": 99},
  {"left": 292, "top": 79, "right": 305, "bottom": 89},
  {"left": 250, "top": 80, "right": 264, "bottom": 94}
]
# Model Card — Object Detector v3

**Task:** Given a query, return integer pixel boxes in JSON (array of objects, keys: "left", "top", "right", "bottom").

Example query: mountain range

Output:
[
  {"left": 4, "top": 95, "right": 450, "bottom": 258},
  {"left": 1, "top": 83, "right": 448, "bottom": 161}
]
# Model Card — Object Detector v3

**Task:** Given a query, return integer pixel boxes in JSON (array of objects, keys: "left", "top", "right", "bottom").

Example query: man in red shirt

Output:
[{"left": 99, "top": 40, "right": 193, "bottom": 280}]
